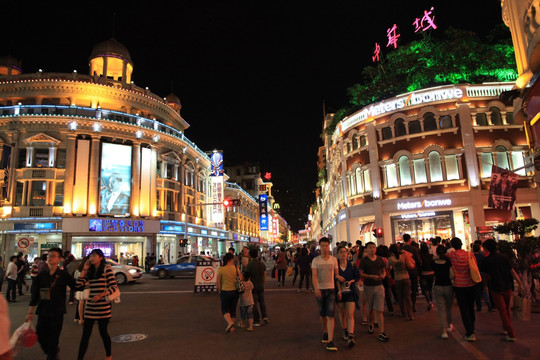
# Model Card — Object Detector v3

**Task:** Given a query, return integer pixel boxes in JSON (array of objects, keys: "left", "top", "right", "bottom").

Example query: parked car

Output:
[
  {"left": 71, "top": 258, "right": 143, "bottom": 285},
  {"left": 150, "top": 255, "right": 217, "bottom": 279}
]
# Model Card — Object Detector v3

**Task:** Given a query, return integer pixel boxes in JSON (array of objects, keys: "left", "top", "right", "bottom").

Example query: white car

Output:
[{"left": 106, "top": 259, "right": 143, "bottom": 285}]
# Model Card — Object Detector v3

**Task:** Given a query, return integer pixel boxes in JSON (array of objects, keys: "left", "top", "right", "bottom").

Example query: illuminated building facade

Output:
[
  {"left": 0, "top": 39, "right": 235, "bottom": 262},
  {"left": 316, "top": 82, "right": 539, "bottom": 247}
]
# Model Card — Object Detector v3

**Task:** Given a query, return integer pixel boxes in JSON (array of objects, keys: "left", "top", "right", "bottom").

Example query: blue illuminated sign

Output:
[
  {"left": 14, "top": 223, "right": 56, "bottom": 231},
  {"left": 161, "top": 225, "right": 184, "bottom": 233},
  {"left": 89, "top": 219, "right": 145, "bottom": 233},
  {"left": 259, "top": 195, "right": 269, "bottom": 231}
]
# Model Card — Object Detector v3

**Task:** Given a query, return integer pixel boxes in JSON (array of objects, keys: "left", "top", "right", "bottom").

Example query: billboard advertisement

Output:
[
  {"left": 259, "top": 194, "right": 269, "bottom": 231},
  {"left": 488, "top": 165, "right": 518, "bottom": 210},
  {"left": 99, "top": 143, "right": 132, "bottom": 216},
  {"left": 211, "top": 176, "right": 224, "bottom": 227}
]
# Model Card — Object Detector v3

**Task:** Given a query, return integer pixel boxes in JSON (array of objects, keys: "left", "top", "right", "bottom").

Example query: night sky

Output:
[{"left": 2, "top": 1, "right": 504, "bottom": 231}]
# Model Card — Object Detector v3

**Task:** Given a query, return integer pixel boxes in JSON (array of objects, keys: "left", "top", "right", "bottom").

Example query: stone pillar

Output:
[
  {"left": 63, "top": 135, "right": 77, "bottom": 214},
  {"left": 87, "top": 137, "right": 101, "bottom": 215},
  {"left": 131, "top": 142, "right": 141, "bottom": 216}
]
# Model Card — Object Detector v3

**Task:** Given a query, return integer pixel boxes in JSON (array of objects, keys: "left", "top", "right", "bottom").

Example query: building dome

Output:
[
  {"left": 166, "top": 93, "right": 182, "bottom": 113},
  {"left": 89, "top": 38, "right": 132, "bottom": 63},
  {"left": 0, "top": 55, "right": 22, "bottom": 76},
  {"left": 89, "top": 38, "right": 133, "bottom": 83}
]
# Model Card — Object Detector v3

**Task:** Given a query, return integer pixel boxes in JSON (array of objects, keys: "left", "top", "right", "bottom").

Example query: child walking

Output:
[{"left": 240, "top": 271, "right": 255, "bottom": 331}]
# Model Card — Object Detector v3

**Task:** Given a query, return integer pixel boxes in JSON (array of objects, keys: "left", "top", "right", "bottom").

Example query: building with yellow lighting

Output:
[
  {"left": 315, "top": 82, "right": 539, "bottom": 248},
  {"left": 0, "top": 39, "right": 259, "bottom": 265}
]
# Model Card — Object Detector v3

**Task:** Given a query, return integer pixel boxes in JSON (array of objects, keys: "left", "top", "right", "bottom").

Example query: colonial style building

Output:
[{"left": 315, "top": 82, "right": 539, "bottom": 248}]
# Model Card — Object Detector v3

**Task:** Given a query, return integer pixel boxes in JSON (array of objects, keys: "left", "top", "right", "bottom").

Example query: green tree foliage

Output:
[
  {"left": 325, "top": 26, "right": 517, "bottom": 135},
  {"left": 494, "top": 218, "right": 539, "bottom": 238}
]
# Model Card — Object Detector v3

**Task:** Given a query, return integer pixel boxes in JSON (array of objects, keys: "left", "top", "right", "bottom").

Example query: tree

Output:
[
  {"left": 324, "top": 26, "right": 518, "bottom": 135},
  {"left": 494, "top": 218, "right": 539, "bottom": 238}
]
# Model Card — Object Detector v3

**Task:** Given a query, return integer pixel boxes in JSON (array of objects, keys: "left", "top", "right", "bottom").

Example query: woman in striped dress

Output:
[{"left": 77, "top": 249, "right": 118, "bottom": 360}]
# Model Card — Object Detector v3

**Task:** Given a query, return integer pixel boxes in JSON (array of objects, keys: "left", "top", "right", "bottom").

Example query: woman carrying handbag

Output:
[{"left": 76, "top": 249, "right": 118, "bottom": 360}]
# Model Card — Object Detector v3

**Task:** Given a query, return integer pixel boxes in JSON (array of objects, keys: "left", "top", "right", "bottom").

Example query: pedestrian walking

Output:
[
  {"left": 0, "top": 294, "right": 12, "bottom": 360},
  {"left": 432, "top": 245, "right": 454, "bottom": 339},
  {"left": 377, "top": 245, "right": 395, "bottom": 316},
  {"left": 312, "top": 237, "right": 339, "bottom": 351},
  {"left": 336, "top": 246, "right": 360, "bottom": 347},
  {"left": 473, "top": 244, "right": 492, "bottom": 312},
  {"left": 245, "top": 248, "right": 268, "bottom": 326},
  {"left": 480, "top": 239, "right": 524, "bottom": 342},
  {"left": 388, "top": 244, "right": 414, "bottom": 320},
  {"left": 76, "top": 249, "right": 118, "bottom": 360},
  {"left": 5, "top": 256, "right": 18, "bottom": 303},
  {"left": 297, "top": 247, "right": 312, "bottom": 292},
  {"left": 291, "top": 248, "right": 301, "bottom": 286},
  {"left": 25, "top": 247, "right": 76, "bottom": 360},
  {"left": 16, "top": 253, "right": 26, "bottom": 296},
  {"left": 217, "top": 253, "right": 239, "bottom": 333},
  {"left": 359, "top": 241, "right": 389, "bottom": 342},
  {"left": 447, "top": 237, "right": 478, "bottom": 341},
  {"left": 276, "top": 247, "right": 287, "bottom": 287},
  {"left": 402, "top": 234, "right": 422, "bottom": 313},
  {"left": 419, "top": 243, "right": 435, "bottom": 311},
  {"left": 239, "top": 271, "right": 255, "bottom": 331},
  {"left": 0, "top": 256, "right": 5, "bottom": 293}
]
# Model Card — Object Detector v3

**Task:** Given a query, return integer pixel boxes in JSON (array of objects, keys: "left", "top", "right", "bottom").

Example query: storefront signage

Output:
[
  {"left": 401, "top": 211, "right": 436, "bottom": 219},
  {"left": 14, "top": 222, "right": 56, "bottom": 230},
  {"left": 89, "top": 219, "right": 145, "bottom": 233},
  {"left": 259, "top": 194, "right": 269, "bottom": 231},
  {"left": 162, "top": 224, "right": 183, "bottom": 233},
  {"left": 397, "top": 199, "right": 452, "bottom": 210}
]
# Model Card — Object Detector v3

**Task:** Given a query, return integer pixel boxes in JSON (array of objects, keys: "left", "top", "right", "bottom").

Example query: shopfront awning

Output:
[{"left": 359, "top": 222, "right": 374, "bottom": 235}]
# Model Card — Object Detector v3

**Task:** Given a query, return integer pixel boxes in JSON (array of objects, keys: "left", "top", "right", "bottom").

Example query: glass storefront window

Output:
[
  {"left": 445, "top": 155, "right": 460, "bottom": 180},
  {"left": 392, "top": 211, "right": 454, "bottom": 242},
  {"left": 386, "top": 164, "right": 398, "bottom": 188},
  {"left": 398, "top": 156, "right": 412, "bottom": 186},
  {"left": 413, "top": 159, "right": 427, "bottom": 183}
]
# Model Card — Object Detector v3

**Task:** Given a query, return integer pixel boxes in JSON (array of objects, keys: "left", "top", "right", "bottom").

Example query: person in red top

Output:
[{"left": 447, "top": 237, "right": 477, "bottom": 341}]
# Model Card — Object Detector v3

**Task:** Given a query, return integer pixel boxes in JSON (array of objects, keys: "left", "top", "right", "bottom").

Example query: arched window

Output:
[
  {"left": 440, "top": 115, "right": 453, "bottom": 129},
  {"left": 428, "top": 151, "right": 443, "bottom": 182},
  {"left": 346, "top": 142, "right": 352, "bottom": 154},
  {"left": 395, "top": 118, "right": 406, "bottom": 137},
  {"left": 495, "top": 145, "right": 509, "bottom": 169},
  {"left": 413, "top": 158, "right": 427, "bottom": 183},
  {"left": 382, "top": 127, "right": 392, "bottom": 140},
  {"left": 476, "top": 113, "right": 488, "bottom": 126},
  {"left": 363, "top": 169, "right": 372, "bottom": 191},
  {"left": 360, "top": 135, "right": 368, "bottom": 147},
  {"left": 409, "top": 120, "right": 421, "bottom": 134},
  {"left": 352, "top": 136, "right": 359, "bottom": 150},
  {"left": 355, "top": 167, "right": 364, "bottom": 194},
  {"left": 423, "top": 112, "right": 437, "bottom": 131},
  {"left": 490, "top": 107, "right": 503, "bottom": 125},
  {"left": 398, "top": 156, "right": 412, "bottom": 186}
]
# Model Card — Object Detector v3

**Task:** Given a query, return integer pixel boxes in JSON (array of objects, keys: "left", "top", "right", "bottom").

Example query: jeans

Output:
[
  {"left": 5, "top": 279, "right": 16, "bottom": 301},
  {"left": 292, "top": 266, "right": 298, "bottom": 285},
  {"left": 420, "top": 274, "right": 434, "bottom": 304},
  {"left": 454, "top": 286, "right": 476, "bottom": 336},
  {"left": 408, "top": 271, "right": 419, "bottom": 310},
  {"left": 491, "top": 289, "right": 515, "bottom": 337},
  {"left": 475, "top": 283, "right": 491, "bottom": 310},
  {"left": 316, "top": 289, "right": 336, "bottom": 317},
  {"left": 383, "top": 281, "right": 394, "bottom": 313},
  {"left": 298, "top": 270, "right": 311, "bottom": 290},
  {"left": 252, "top": 288, "right": 267, "bottom": 323},
  {"left": 395, "top": 279, "right": 413, "bottom": 318},
  {"left": 36, "top": 314, "right": 64, "bottom": 360},
  {"left": 277, "top": 269, "right": 286, "bottom": 285},
  {"left": 77, "top": 318, "right": 111, "bottom": 360},
  {"left": 434, "top": 285, "right": 453, "bottom": 330}
]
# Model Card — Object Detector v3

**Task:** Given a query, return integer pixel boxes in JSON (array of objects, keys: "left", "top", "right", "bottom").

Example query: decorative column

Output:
[
  {"left": 63, "top": 135, "right": 77, "bottom": 214},
  {"left": 87, "top": 137, "right": 101, "bottom": 215},
  {"left": 131, "top": 142, "right": 141, "bottom": 216}
]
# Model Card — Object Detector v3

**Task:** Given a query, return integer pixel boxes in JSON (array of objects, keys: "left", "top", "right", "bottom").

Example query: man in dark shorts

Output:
[{"left": 312, "top": 237, "right": 339, "bottom": 352}]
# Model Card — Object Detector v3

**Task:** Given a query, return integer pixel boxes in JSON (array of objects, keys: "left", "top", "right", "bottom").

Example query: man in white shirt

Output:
[
  {"left": 312, "top": 237, "right": 339, "bottom": 352},
  {"left": 5, "top": 256, "right": 18, "bottom": 302}
]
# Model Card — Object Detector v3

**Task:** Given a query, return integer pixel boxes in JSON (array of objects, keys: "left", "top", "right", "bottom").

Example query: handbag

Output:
[
  {"left": 75, "top": 288, "right": 90, "bottom": 301},
  {"left": 105, "top": 286, "right": 121, "bottom": 303},
  {"left": 468, "top": 253, "right": 482, "bottom": 284},
  {"left": 235, "top": 267, "right": 245, "bottom": 293},
  {"left": 286, "top": 266, "right": 293, "bottom": 276}
]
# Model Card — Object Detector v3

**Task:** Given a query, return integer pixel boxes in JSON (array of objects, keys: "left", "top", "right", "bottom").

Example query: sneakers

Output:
[
  {"left": 322, "top": 333, "right": 329, "bottom": 343},
  {"left": 348, "top": 335, "right": 355, "bottom": 348},
  {"left": 464, "top": 334, "right": 476, "bottom": 342},
  {"left": 253, "top": 322, "right": 261, "bottom": 327},
  {"left": 378, "top": 332, "right": 389, "bottom": 342},
  {"left": 441, "top": 333, "right": 448, "bottom": 339},
  {"left": 368, "top": 325, "right": 374, "bottom": 334},
  {"left": 505, "top": 335, "right": 516, "bottom": 342},
  {"left": 342, "top": 329, "right": 349, "bottom": 341},
  {"left": 325, "top": 341, "right": 338, "bottom": 351},
  {"left": 263, "top": 317, "right": 269, "bottom": 324},
  {"left": 447, "top": 324, "right": 454, "bottom": 332}
]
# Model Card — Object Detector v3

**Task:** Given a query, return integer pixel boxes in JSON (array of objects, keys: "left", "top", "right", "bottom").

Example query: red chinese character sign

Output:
[
  {"left": 372, "top": 42, "right": 381, "bottom": 63},
  {"left": 386, "top": 24, "right": 400, "bottom": 49},
  {"left": 413, "top": 7, "right": 437, "bottom": 33}
]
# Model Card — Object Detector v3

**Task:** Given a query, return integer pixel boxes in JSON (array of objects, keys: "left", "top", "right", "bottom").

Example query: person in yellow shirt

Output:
[{"left": 217, "top": 253, "right": 240, "bottom": 333}]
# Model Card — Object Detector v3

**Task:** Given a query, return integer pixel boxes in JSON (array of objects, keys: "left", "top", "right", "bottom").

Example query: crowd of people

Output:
[
  {"left": 1, "top": 248, "right": 119, "bottom": 360},
  {"left": 217, "top": 235, "right": 526, "bottom": 352}
]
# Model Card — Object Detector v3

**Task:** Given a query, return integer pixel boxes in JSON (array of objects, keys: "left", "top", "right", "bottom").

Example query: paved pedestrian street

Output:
[{"left": 6, "top": 278, "right": 540, "bottom": 360}]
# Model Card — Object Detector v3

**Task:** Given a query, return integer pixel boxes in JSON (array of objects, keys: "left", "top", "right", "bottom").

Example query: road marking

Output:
[{"left": 452, "top": 329, "right": 490, "bottom": 360}]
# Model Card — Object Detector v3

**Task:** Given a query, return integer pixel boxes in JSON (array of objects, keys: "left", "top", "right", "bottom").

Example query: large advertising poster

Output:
[
  {"left": 99, "top": 143, "right": 132, "bottom": 216},
  {"left": 488, "top": 165, "right": 518, "bottom": 210}
]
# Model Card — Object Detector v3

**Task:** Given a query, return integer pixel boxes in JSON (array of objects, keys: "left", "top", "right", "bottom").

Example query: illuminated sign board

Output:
[
  {"left": 99, "top": 143, "right": 132, "bottom": 216},
  {"left": 259, "top": 194, "right": 269, "bottom": 231},
  {"left": 400, "top": 211, "right": 436, "bottom": 219},
  {"left": 397, "top": 199, "right": 452, "bottom": 210},
  {"left": 89, "top": 219, "right": 145, "bottom": 233},
  {"left": 14, "top": 222, "right": 56, "bottom": 230}
]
